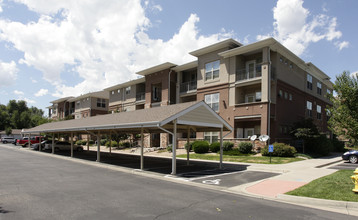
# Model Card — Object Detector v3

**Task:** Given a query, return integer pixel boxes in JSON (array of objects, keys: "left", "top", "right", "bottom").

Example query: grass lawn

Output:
[
  {"left": 177, "top": 153, "right": 303, "bottom": 164},
  {"left": 286, "top": 170, "right": 358, "bottom": 202}
]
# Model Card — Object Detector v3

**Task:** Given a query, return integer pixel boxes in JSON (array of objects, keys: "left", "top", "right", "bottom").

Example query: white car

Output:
[
  {"left": 1, "top": 137, "right": 15, "bottom": 144},
  {"left": 44, "top": 141, "right": 83, "bottom": 152}
]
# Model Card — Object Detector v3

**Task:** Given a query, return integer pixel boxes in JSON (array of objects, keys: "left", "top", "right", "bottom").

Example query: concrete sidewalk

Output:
[{"left": 227, "top": 154, "right": 358, "bottom": 216}]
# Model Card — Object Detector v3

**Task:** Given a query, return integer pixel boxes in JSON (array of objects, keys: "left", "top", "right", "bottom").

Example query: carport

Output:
[{"left": 22, "top": 101, "right": 233, "bottom": 175}]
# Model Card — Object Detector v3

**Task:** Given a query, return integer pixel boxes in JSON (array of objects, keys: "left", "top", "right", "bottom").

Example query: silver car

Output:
[{"left": 44, "top": 141, "right": 83, "bottom": 152}]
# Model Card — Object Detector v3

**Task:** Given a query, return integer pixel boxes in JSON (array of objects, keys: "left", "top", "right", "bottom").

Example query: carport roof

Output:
[{"left": 22, "top": 101, "right": 233, "bottom": 134}]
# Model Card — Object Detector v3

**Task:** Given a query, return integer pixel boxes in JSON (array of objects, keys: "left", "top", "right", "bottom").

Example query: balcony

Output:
[
  {"left": 136, "top": 92, "right": 145, "bottom": 101},
  {"left": 180, "top": 81, "right": 197, "bottom": 94},
  {"left": 236, "top": 65, "right": 262, "bottom": 82}
]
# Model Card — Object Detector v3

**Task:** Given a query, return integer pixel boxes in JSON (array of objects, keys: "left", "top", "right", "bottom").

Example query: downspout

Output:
[
  {"left": 268, "top": 48, "right": 271, "bottom": 143},
  {"left": 168, "top": 69, "right": 173, "bottom": 105}
]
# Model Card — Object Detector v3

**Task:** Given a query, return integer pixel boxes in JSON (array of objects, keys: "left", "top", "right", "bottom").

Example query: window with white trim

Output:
[
  {"left": 111, "top": 91, "right": 114, "bottom": 95},
  {"left": 307, "top": 101, "right": 312, "bottom": 117},
  {"left": 204, "top": 132, "right": 219, "bottom": 144},
  {"left": 205, "top": 93, "right": 219, "bottom": 112},
  {"left": 326, "top": 107, "right": 331, "bottom": 121},
  {"left": 317, "top": 82, "right": 322, "bottom": 95},
  {"left": 317, "top": 105, "right": 321, "bottom": 120},
  {"left": 307, "top": 74, "right": 313, "bottom": 90},
  {"left": 205, "top": 60, "right": 220, "bottom": 81},
  {"left": 326, "top": 89, "right": 331, "bottom": 99}
]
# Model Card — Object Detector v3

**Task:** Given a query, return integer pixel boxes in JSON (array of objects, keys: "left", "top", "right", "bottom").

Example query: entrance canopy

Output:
[{"left": 22, "top": 101, "right": 232, "bottom": 134}]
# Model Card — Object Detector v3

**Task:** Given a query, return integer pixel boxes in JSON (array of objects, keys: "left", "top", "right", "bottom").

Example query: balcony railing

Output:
[
  {"left": 180, "top": 81, "right": 197, "bottom": 93},
  {"left": 236, "top": 65, "right": 262, "bottom": 82},
  {"left": 136, "top": 92, "right": 145, "bottom": 101}
]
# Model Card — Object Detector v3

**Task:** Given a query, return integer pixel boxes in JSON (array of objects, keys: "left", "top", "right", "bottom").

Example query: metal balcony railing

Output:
[
  {"left": 180, "top": 81, "right": 197, "bottom": 93},
  {"left": 136, "top": 92, "right": 145, "bottom": 101},
  {"left": 236, "top": 65, "right": 262, "bottom": 82}
]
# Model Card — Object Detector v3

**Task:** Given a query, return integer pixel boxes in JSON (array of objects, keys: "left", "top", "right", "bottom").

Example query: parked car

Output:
[
  {"left": 44, "top": 141, "right": 83, "bottom": 152},
  {"left": 31, "top": 140, "right": 52, "bottom": 151},
  {"left": 1, "top": 137, "right": 15, "bottom": 144},
  {"left": 17, "top": 136, "right": 44, "bottom": 147},
  {"left": 342, "top": 150, "right": 358, "bottom": 164}
]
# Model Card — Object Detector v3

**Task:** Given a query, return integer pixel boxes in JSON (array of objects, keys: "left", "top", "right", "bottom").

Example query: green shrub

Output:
[
  {"left": 305, "top": 135, "right": 333, "bottom": 156},
  {"left": 209, "top": 142, "right": 220, "bottom": 153},
  {"left": 81, "top": 140, "right": 87, "bottom": 145},
  {"left": 184, "top": 142, "right": 192, "bottom": 152},
  {"left": 100, "top": 139, "right": 107, "bottom": 146},
  {"left": 167, "top": 145, "right": 172, "bottom": 152},
  {"left": 223, "top": 148, "right": 246, "bottom": 156},
  {"left": 88, "top": 140, "right": 94, "bottom": 146},
  {"left": 192, "top": 141, "right": 209, "bottom": 154},
  {"left": 75, "top": 140, "right": 83, "bottom": 145},
  {"left": 238, "top": 142, "right": 253, "bottom": 154},
  {"left": 105, "top": 140, "right": 118, "bottom": 148},
  {"left": 332, "top": 138, "right": 345, "bottom": 152},
  {"left": 261, "top": 142, "right": 297, "bottom": 157},
  {"left": 223, "top": 141, "right": 234, "bottom": 151}
]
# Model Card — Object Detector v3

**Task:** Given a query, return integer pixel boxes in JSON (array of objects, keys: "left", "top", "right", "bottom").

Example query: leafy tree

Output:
[
  {"left": 5, "top": 127, "right": 12, "bottom": 136},
  {"left": 328, "top": 71, "right": 358, "bottom": 145},
  {"left": 290, "top": 118, "right": 320, "bottom": 154}
]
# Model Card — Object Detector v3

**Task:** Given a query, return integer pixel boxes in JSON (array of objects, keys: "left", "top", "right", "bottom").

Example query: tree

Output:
[
  {"left": 290, "top": 118, "right": 320, "bottom": 154},
  {"left": 328, "top": 71, "right": 358, "bottom": 145}
]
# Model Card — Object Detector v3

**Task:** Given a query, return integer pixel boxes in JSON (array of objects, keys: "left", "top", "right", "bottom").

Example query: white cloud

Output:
[
  {"left": 23, "top": 97, "right": 36, "bottom": 104},
  {"left": 34, "top": 88, "right": 48, "bottom": 97},
  {"left": 257, "top": 0, "right": 347, "bottom": 56},
  {"left": 14, "top": 90, "right": 24, "bottom": 95},
  {"left": 0, "top": 60, "right": 18, "bottom": 87},
  {"left": 0, "top": 0, "right": 3, "bottom": 13},
  {"left": 335, "top": 41, "right": 349, "bottom": 50},
  {"left": 0, "top": 1, "right": 233, "bottom": 98},
  {"left": 351, "top": 71, "right": 358, "bottom": 78}
]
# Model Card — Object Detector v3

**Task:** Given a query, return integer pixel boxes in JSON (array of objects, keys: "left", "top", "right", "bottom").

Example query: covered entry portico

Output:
[{"left": 22, "top": 101, "right": 233, "bottom": 175}]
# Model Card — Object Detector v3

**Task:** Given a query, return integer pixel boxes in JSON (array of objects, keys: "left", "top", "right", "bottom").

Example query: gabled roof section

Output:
[
  {"left": 50, "top": 96, "right": 74, "bottom": 104},
  {"left": 104, "top": 77, "right": 145, "bottom": 92},
  {"left": 189, "top": 38, "right": 242, "bottom": 57},
  {"left": 136, "top": 62, "right": 177, "bottom": 76},
  {"left": 68, "top": 91, "right": 109, "bottom": 102},
  {"left": 22, "top": 101, "right": 233, "bottom": 134},
  {"left": 172, "top": 61, "right": 198, "bottom": 72}
]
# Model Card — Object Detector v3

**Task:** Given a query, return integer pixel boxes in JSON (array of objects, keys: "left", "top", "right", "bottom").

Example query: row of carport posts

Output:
[{"left": 26, "top": 120, "right": 227, "bottom": 175}]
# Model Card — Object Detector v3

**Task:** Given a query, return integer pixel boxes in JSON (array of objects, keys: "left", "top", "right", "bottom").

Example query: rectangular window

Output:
[
  {"left": 205, "top": 60, "right": 220, "bottom": 81},
  {"left": 111, "top": 91, "right": 114, "bottom": 95},
  {"left": 317, "top": 105, "right": 321, "bottom": 120},
  {"left": 255, "top": 92, "right": 261, "bottom": 102},
  {"left": 125, "top": 86, "right": 131, "bottom": 95},
  {"left": 317, "top": 82, "right": 322, "bottom": 95},
  {"left": 205, "top": 93, "right": 219, "bottom": 112},
  {"left": 284, "top": 92, "right": 288, "bottom": 99},
  {"left": 97, "top": 98, "right": 106, "bottom": 108},
  {"left": 152, "top": 83, "right": 162, "bottom": 102},
  {"left": 326, "top": 89, "right": 331, "bottom": 99},
  {"left": 326, "top": 107, "right": 330, "bottom": 121},
  {"left": 278, "top": 90, "right": 283, "bottom": 97},
  {"left": 289, "top": 93, "right": 292, "bottom": 101},
  {"left": 204, "top": 132, "right": 219, "bottom": 144},
  {"left": 307, "top": 101, "right": 312, "bottom": 117},
  {"left": 307, "top": 74, "right": 312, "bottom": 90}
]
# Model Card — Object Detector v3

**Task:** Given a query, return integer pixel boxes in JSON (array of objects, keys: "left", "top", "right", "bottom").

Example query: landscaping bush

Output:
[
  {"left": 223, "top": 148, "right": 246, "bottom": 156},
  {"left": 184, "top": 142, "right": 192, "bottom": 152},
  {"left": 167, "top": 145, "right": 172, "bottom": 152},
  {"left": 209, "top": 142, "right": 220, "bottom": 153},
  {"left": 192, "top": 140, "right": 209, "bottom": 154},
  {"left": 100, "top": 139, "right": 107, "bottom": 146},
  {"left": 75, "top": 140, "right": 83, "bottom": 145},
  {"left": 118, "top": 141, "right": 131, "bottom": 149},
  {"left": 305, "top": 135, "right": 333, "bottom": 156},
  {"left": 261, "top": 142, "right": 297, "bottom": 157},
  {"left": 105, "top": 140, "right": 118, "bottom": 148},
  {"left": 88, "top": 140, "right": 94, "bottom": 146},
  {"left": 238, "top": 142, "right": 253, "bottom": 154},
  {"left": 331, "top": 137, "right": 345, "bottom": 152},
  {"left": 223, "top": 141, "right": 234, "bottom": 151},
  {"left": 81, "top": 140, "right": 87, "bottom": 145}
]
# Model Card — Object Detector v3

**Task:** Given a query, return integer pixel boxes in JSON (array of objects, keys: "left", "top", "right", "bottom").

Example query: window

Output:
[
  {"left": 289, "top": 63, "right": 293, "bottom": 69},
  {"left": 76, "top": 101, "right": 80, "bottom": 107},
  {"left": 255, "top": 92, "right": 261, "bottom": 102},
  {"left": 280, "top": 57, "right": 283, "bottom": 63},
  {"left": 307, "top": 101, "right": 312, "bottom": 117},
  {"left": 111, "top": 91, "right": 114, "bottom": 95},
  {"left": 204, "top": 132, "right": 219, "bottom": 144},
  {"left": 205, "top": 60, "right": 220, "bottom": 81},
  {"left": 97, "top": 98, "right": 106, "bottom": 108},
  {"left": 326, "top": 89, "right": 331, "bottom": 99},
  {"left": 317, "top": 105, "right": 322, "bottom": 120},
  {"left": 125, "top": 86, "right": 131, "bottom": 95},
  {"left": 245, "top": 94, "right": 255, "bottom": 103},
  {"left": 326, "top": 108, "right": 331, "bottom": 121},
  {"left": 289, "top": 93, "right": 293, "bottom": 101},
  {"left": 152, "top": 83, "right": 162, "bottom": 102},
  {"left": 307, "top": 74, "right": 313, "bottom": 90},
  {"left": 205, "top": 93, "right": 219, "bottom": 112},
  {"left": 118, "top": 89, "right": 120, "bottom": 94},
  {"left": 284, "top": 92, "right": 288, "bottom": 99},
  {"left": 278, "top": 90, "right": 283, "bottom": 97},
  {"left": 317, "top": 82, "right": 322, "bottom": 95}
]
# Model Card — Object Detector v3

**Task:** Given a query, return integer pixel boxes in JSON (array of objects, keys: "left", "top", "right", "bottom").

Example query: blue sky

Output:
[{"left": 0, "top": 0, "right": 357, "bottom": 115}]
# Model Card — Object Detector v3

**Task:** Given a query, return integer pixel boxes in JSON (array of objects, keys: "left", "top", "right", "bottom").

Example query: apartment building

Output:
[
  {"left": 69, "top": 91, "right": 109, "bottom": 119},
  {"left": 49, "top": 37, "right": 333, "bottom": 146},
  {"left": 48, "top": 96, "right": 74, "bottom": 120}
]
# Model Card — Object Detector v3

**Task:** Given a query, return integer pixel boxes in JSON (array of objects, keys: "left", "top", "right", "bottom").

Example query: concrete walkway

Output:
[{"left": 227, "top": 154, "right": 358, "bottom": 216}]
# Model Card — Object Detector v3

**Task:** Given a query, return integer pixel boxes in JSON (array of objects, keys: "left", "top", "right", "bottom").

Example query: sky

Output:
[{"left": 0, "top": 0, "right": 357, "bottom": 116}]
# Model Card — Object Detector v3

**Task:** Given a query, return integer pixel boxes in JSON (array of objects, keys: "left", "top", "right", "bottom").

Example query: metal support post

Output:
[
  {"left": 52, "top": 133, "right": 55, "bottom": 154},
  {"left": 171, "top": 120, "right": 177, "bottom": 175},
  {"left": 97, "top": 131, "right": 100, "bottom": 162},
  {"left": 219, "top": 127, "right": 223, "bottom": 169},
  {"left": 140, "top": 127, "right": 144, "bottom": 170},
  {"left": 70, "top": 132, "right": 74, "bottom": 157}
]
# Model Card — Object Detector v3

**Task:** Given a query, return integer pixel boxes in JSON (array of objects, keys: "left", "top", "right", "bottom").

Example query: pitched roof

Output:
[
  {"left": 68, "top": 91, "right": 109, "bottom": 102},
  {"left": 22, "top": 101, "right": 232, "bottom": 134}
]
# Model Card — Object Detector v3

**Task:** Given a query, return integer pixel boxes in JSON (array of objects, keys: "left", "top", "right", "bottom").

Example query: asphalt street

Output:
[{"left": 0, "top": 145, "right": 356, "bottom": 220}]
